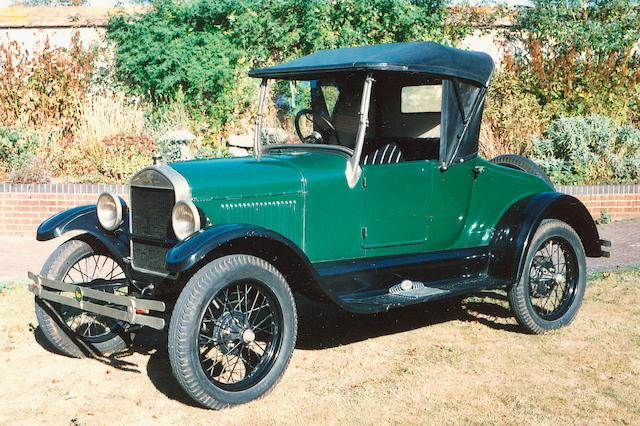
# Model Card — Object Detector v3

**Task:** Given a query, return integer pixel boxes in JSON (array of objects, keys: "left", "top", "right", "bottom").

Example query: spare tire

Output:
[{"left": 490, "top": 154, "right": 554, "bottom": 189}]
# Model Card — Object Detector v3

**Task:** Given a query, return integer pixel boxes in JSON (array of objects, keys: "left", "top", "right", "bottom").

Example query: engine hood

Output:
[{"left": 168, "top": 151, "right": 348, "bottom": 201}]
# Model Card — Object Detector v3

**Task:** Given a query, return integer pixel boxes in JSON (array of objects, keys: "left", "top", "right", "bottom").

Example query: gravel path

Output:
[{"left": 1, "top": 220, "right": 638, "bottom": 281}]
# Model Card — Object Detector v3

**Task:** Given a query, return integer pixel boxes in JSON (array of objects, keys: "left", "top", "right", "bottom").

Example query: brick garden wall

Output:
[
  {"left": 557, "top": 184, "right": 640, "bottom": 222},
  {"left": 0, "top": 182, "right": 638, "bottom": 238},
  {"left": 0, "top": 183, "right": 128, "bottom": 238}
]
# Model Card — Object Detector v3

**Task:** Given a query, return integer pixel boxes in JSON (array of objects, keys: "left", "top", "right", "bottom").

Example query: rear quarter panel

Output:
[{"left": 454, "top": 157, "right": 554, "bottom": 248}]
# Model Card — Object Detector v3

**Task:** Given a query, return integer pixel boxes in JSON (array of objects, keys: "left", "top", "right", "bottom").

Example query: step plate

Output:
[{"left": 338, "top": 276, "right": 503, "bottom": 313}]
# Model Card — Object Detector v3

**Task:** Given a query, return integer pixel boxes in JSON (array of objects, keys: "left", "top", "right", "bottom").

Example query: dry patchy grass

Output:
[{"left": 0, "top": 269, "right": 638, "bottom": 425}]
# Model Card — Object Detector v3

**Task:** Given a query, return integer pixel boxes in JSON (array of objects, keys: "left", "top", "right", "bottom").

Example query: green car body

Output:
[{"left": 172, "top": 152, "right": 551, "bottom": 262}]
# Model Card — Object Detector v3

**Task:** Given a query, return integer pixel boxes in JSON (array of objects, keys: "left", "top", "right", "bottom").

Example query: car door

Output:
[
  {"left": 361, "top": 160, "right": 433, "bottom": 250},
  {"left": 428, "top": 158, "right": 477, "bottom": 249}
]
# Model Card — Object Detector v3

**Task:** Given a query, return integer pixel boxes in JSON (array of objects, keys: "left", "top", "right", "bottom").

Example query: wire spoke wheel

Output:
[
  {"left": 169, "top": 254, "right": 297, "bottom": 409},
  {"left": 35, "top": 239, "right": 131, "bottom": 357},
  {"left": 527, "top": 238, "right": 578, "bottom": 321},
  {"left": 58, "top": 253, "right": 128, "bottom": 343},
  {"left": 508, "top": 219, "right": 586, "bottom": 334},
  {"left": 197, "top": 280, "right": 282, "bottom": 391}
]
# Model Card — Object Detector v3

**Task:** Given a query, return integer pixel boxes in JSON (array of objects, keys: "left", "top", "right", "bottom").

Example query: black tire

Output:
[
  {"left": 508, "top": 219, "right": 586, "bottom": 334},
  {"left": 168, "top": 254, "right": 297, "bottom": 409},
  {"left": 490, "top": 154, "right": 554, "bottom": 189},
  {"left": 34, "top": 239, "right": 130, "bottom": 358}
]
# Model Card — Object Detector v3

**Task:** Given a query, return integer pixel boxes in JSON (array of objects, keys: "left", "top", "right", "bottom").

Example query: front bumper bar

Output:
[{"left": 27, "top": 272, "right": 166, "bottom": 330}]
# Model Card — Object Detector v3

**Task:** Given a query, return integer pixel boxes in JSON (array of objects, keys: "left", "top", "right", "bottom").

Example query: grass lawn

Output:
[{"left": 0, "top": 268, "right": 638, "bottom": 424}]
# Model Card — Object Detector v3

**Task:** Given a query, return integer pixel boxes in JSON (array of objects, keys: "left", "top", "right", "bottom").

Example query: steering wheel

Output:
[{"left": 294, "top": 109, "right": 340, "bottom": 145}]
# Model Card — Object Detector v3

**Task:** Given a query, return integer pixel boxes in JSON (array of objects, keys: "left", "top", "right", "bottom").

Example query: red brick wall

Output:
[
  {"left": 0, "top": 183, "right": 638, "bottom": 238},
  {"left": 574, "top": 193, "right": 640, "bottom": 221},
  {"left": 557, "top": 185, "right": 640, "bottom": 222},
  {"left": 0, "top": 184, "right": 128, "bottom": 238}
]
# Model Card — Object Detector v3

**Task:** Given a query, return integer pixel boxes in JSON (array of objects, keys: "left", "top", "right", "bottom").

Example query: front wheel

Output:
[
  {"left": 34, "top": 239, "right": 131, "bottom": 357},
  {"left": 508, "top": 219, "right": 586, "bottom": 334},
  {"left": 168, "top": 254, "right": 297, "bottom": 409}
]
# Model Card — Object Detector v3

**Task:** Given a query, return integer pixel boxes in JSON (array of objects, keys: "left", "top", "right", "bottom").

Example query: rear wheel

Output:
[
  {"left": 508, "top": 219, "right": 586, "bottom": 334},
  {"left": 34, "top": 239, "right": 130, "bottom": 358},
  {"left": 169, "top": 254, "right": 297, "bottom": 409},
  {"left": 490, "top": 154, "right": 554, "bottom": 188}
]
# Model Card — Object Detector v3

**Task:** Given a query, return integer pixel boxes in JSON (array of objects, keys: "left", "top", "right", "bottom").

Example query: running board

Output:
[
  {"left": 337, "top": 276, "right": 504, "bottom": 314},
  {"left": 27, "top": 272, "right": 166, "bottom": 330}
]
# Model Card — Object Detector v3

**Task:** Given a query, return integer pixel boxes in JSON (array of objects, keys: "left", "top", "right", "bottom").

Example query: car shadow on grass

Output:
[
  {"left": 113, "top": 328, "right": 200, "bottom": 407},
  {"left": 295, "top": 290, "right": 523, "bottom": 350},
  {"left": 139, "top": 290, "right": 523, "bottom": 405},
  {"left": 32, "top": 289, "right": 523, "bottom": 407},
  {"left": 33, "top": 323, "right": 199, "bottom": 407}
]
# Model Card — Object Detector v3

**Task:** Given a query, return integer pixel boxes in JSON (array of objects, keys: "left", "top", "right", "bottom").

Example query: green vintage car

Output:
[{"left": 29, "top": 41, "right": 610, "bottom": 409}]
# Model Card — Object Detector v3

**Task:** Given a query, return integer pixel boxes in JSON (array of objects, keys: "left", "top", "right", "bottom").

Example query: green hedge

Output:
[
  {"left": 105, "top": 0, "right": 465, "bottom": 137},
  {"left": 534, "top": 115, "right": 640, "bottom": 184}
]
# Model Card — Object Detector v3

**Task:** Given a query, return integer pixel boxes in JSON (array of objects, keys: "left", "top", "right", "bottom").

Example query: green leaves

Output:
[
  {"left": 105, "top": 0, "right": 458, "bottom": 133},
  {"left": 506, "top": 0, "right": 640, "bottom": 124},
  {"left": 0, "top": 125, "right": 40, "bottom": 168},
  {"left": 533, "top": 115, "right": 640, "bottom": 184}
]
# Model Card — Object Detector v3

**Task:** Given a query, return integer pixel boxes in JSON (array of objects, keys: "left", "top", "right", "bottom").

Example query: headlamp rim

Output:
[
  {"left": 171, "top": 200, "right": 201, "bottom": 240},
  {"left": 97, "top": 191, "right": 123, "bottom": 231}
]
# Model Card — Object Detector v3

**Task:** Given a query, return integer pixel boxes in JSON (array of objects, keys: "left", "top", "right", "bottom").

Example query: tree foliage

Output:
[
  {"left": 505, "top": 0, "right": 640, "bottom": 123},
  {"left": 106, "top": 0, "right": 465, "bottom": 135}
]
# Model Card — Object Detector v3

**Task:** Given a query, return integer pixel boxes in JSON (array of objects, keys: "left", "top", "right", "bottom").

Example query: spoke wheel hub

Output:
[
  {"left": 198, "top": 279, "right": 283, "bottom": 391},
  {"left": 214, "top": 311, "right": 246, "bottom": 353},
  {"left": 242, "top": 328, "right": 256, "bottom": 344},
  {"left": 528, "top": 237, "right": 577, "bottom": 320}
]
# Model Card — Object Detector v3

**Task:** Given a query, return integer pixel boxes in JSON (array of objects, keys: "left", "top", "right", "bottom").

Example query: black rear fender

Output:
[
  {"left": 489, "top": 192, "right": 604, "bottom": 283},
  {"left": 165, "top": 224, "right": 327, "bottom": 302}
]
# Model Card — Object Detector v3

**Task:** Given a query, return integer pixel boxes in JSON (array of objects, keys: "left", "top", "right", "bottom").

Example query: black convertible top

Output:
[{"left": 249, "top": 41, "right": 494, "bottom": 87}]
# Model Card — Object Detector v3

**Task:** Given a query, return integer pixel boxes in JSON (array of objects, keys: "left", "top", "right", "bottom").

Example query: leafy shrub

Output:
[
  {"left": 163, "top": 139, "right": 192, "bottom": 163},
  {"left": 143, "top": 92, "right": 191, "bottom": 139},
  {"left": 0, "top": 33, "right": 98, "bottom": 134},
  {"left": 8, "top": 156, "right": 52, "bottom": 184},
  {"left": 36, "top": 92, "right": 148, "bottom": 182},
  {"left": 533, "top": 115, "right": 640, "bottom": 184},
  {"left": 480, "top": 69, "right": 547, "bottom": 159},
  {"left": 96, "top": 134, "right": 156, "bottom": 182},
  {"left": 0, "top": 125, "right": 40, "bottom": 168},
  {"left": 505, "top": 0, "right": 640, "bottom": 124},
  {"left": 105, "top": 0, "right": 466, "bottom": 141}
]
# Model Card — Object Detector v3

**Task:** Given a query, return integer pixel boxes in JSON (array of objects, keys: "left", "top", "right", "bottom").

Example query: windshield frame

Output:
[
  {"left": 253, "top": 74, "right": 374, "bottom": 187},
  {"left": 253, "top": 75, "right": 373, "bottom": 165}
]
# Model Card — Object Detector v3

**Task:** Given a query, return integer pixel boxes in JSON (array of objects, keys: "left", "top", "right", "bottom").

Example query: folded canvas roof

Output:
[{"left": 249, "top": 41, "right": 494, "bottom": 87}]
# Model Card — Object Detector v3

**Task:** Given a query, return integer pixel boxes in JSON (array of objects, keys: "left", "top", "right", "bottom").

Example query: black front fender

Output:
[
  {"left": 489, "top": 192, "right": 603, "bottom": 283},
  {"left": 36, "top": 204, "right": 130, "bottom": 261},
  {"left": 165, "top": 224, "right": 327, "bottom": 301},
  {"left": 165, "top": 224, "right": 311, "bottom": 274}
]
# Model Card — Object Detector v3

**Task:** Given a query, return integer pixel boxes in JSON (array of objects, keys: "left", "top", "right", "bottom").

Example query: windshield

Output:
[{"left": 259, "top": 75, "right": 365, "bottom": 152}]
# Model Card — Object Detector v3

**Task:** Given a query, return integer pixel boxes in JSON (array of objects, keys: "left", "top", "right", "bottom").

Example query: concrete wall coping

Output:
[
  {"left": 0, "top": 182, "right": 638, "bottom": 195},
  {"left": 556, "top": 184, "right": 640, "bottom": 195},
  {"left": 0, "top": 182, "right": 128, "bottom": 194}
]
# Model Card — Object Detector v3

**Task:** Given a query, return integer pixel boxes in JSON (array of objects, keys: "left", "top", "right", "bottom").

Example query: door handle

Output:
[{"left": 473, "top": 166, "right": 485, "bottom": 179}]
